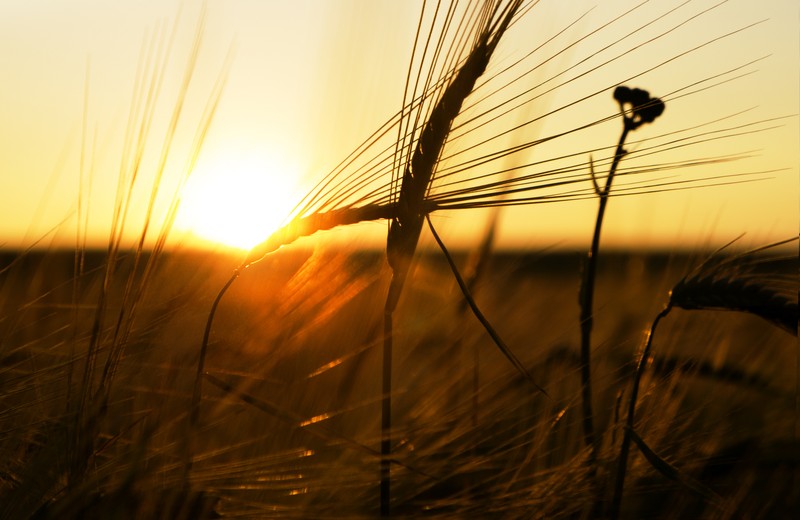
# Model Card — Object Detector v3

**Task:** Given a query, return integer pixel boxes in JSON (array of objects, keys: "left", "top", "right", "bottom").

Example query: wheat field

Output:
[{"left": 0, "top": 1, "right": 797, "bottom": 518}]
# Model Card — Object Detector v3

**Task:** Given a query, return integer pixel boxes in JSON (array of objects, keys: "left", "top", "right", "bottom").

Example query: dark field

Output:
[{"left": 0, "top": 247, "right": 796, "bottom": 518}]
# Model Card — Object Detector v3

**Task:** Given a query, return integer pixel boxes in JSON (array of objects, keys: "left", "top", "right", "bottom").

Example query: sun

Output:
[{"left": 175, "top": 153, "right": 301, "bottom": 250}]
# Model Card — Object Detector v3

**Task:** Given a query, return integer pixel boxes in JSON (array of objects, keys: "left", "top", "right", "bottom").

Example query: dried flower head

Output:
[{"left": 614, "top": 85, "right": 665, "bottom": 129}]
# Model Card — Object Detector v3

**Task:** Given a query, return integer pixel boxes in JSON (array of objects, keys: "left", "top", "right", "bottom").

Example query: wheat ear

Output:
[
  {"left": 612, "top": 237, "right": 797, "bottom": 518},
  {"left": 244, "top": 204, "right": 395, "bottom": 267},
  {"left": 669, "top": 239, "right": 798, "bottom": 335},
  {"left": 381, "top": 2, "right": 522, "bottom": 514}
]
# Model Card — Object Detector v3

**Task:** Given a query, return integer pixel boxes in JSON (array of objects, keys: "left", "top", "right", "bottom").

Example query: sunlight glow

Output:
[{"left": 175, "top": 153, "right": 301, "bottom": 250}]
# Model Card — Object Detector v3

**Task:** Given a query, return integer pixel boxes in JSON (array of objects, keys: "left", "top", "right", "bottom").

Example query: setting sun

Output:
[{"left": 175, "top": 154, "right": 301, "bottom": 250}]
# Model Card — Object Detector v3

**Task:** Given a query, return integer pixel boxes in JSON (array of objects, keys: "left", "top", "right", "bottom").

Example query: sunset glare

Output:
[
  {"left": 175, "top": 154, "right": 300, "bottom": 250},
  {"left": 0, "top": 0, "right": 796, "bottom": 251}
]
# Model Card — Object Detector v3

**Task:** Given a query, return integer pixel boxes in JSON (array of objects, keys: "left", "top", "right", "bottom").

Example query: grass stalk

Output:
[
  {"left": 612, "top": 238, "right": 796, "bottom": 518},
  {"left": 610, "top": 303, "right": 672, "bottom": 519},
  {"left": 579, "top": 86, "right": 665, "bottom": 465},
  {"left": 578, "top": 131, "right": 628, "bottom": 462},
  {"left": 381, "top": 308, "right": 393, "bottom": 516}
]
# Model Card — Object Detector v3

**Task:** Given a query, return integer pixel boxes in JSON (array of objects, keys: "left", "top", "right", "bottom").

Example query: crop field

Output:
[
  {"left": 0, "top": 246, "right": 795, "bottom": 518},
  {"left": 0, "top": 1, "right": 797, "bottom": 518}
]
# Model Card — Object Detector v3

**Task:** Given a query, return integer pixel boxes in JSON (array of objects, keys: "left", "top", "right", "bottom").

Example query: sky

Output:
[{"left": 0, "top": 0, "right": 797, "bottom": 253}]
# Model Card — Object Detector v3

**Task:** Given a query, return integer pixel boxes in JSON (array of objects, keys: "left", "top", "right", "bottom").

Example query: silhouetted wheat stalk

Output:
[
  {"left": 669, "top": 238, "right": 798, "bottom": 335},
  {"left": 69, "top": 9, "right": 228, "bottom": 493},
  {"left": 380, "top": 2, "right": 527, "bottom": 513},
  {"left": 611, "top": 237, "right": 798, "bottom": 519}
]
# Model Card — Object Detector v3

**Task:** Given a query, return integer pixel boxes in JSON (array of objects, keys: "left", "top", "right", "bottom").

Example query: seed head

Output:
[{"left": 614, "top": 85, "right": 665, "bottom": 129}]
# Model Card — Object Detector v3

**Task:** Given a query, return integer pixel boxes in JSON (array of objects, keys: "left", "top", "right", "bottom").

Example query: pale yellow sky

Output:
[{"left": 0, "top": 0, "right": 797, "bottom": 252}]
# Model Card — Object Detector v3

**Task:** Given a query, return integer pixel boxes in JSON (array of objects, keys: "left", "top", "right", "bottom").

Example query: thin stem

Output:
[
  {"left": 610, "top": 303, "right": 673, "bottom": 520},
  {"left": 427, "top": 215, "right": 548, "bottom": 397},
  {"left": 185, "top": 268, "right": 241, "bottom": 480},
  {"left": 578, "top": 117, "right": 631, "bottom": 463},
  {"left": 381, "top": 307, "right": 393, "bottom": 517}
]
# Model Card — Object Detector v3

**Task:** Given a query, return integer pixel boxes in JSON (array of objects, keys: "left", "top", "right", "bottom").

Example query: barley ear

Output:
[
  {"left": 670, "top": 276, "right": 797, "bottom": 335},
  {"left": 669, "top": 238, "right": 798, "bottom": 336}
]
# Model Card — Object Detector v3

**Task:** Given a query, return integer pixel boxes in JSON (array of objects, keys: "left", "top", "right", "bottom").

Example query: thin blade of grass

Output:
[
  {"left": 627, "top": 426, "right": 725, "bottom": 508},
  {"left": 426, "top": 215, "right": 548, "bottom": 397}
]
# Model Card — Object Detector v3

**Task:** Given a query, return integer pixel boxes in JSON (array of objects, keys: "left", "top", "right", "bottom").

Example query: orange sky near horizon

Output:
[{"left": 0, "top": 0, "right": 797, "bottom": 254}]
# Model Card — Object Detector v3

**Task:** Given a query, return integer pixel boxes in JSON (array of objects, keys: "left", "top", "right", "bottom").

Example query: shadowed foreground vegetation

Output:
[{"left": 0, "top": 246, "right": 796, "bottom": 518}]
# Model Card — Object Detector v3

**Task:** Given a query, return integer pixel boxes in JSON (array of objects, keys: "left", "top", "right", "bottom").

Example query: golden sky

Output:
[{"left": 0, "top": 0, "right": 797, "bottom": 252}]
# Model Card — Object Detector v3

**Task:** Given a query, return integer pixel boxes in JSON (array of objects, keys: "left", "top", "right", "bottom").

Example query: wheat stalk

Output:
[
  {"left": 244, "top": 205, "right": 395, "bottom": 265},
  {"left": 611, "top": 237, "right": 797, "bottom": 519},
  {"left": 381, "top": 2, "right": 522, "bottom": 514},
  {"left": 71, "top": 10, "right": 225, "bottom": 492},
  {"left": 671, "top": 276, "right": 797, "bottom": 335},
  {"left": 385, "top": 1, "right": 520, "bottom": 312},
  {"left": 669, "top": 237, "right": 798, "bottom": 335}
]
